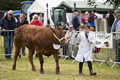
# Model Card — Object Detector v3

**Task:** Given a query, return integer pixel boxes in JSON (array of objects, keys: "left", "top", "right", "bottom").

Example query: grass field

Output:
[
  {"left": 0, "top": 54, "right": 120, "bottom": 80},
  {"left": 0, "top": 36, "right": 120, "bottom": 80}
]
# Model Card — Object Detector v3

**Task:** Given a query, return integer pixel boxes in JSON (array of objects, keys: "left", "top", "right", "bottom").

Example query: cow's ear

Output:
[{"left": 50, "top": 26, "right": 55, "bottom": 32}]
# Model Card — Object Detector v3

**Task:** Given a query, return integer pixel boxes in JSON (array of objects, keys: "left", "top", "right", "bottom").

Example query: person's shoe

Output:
[
  {"left": 19, "top": 55, "right": 21, "bottom": 58},
  {"left": 90, "top": 69, "right": 96, "bottom": 75},
  {"left": 79, "top": 70, "right": 85, "bottom": 76},
  {"left": 22, "top": 52, "right": 26, "bottom": 56},
  {"left": 69, "top": 57, "right": 75, "bottom": 60}
]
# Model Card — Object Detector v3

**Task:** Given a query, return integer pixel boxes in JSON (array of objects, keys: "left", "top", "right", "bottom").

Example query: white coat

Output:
[{"left": 75, "top": 32, "right": 96, "bottom": 62}]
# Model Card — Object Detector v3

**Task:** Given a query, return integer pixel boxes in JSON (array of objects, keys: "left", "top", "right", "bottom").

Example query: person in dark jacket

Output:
[
  {"left": 106, "top": 10, "right": 115, "bottom": 33},
  {"left": 72, "top": 12, "right": 79, "bottom": 31},
  {"left": 17, "top": 14, "right": 28, "bottom": 57},
  {"left": 0, "top": 10, "right": 17, "bottom": 59}
]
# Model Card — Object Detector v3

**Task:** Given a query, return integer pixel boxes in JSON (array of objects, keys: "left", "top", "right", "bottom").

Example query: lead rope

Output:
[{"left": 50, "top": 30, "right": 66, "bottom": 44}]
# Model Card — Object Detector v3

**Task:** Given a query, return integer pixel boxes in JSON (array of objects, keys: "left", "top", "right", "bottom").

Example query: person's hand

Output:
[
  {"left": 66, "top": 36, "right": 69, "bottom": 39},
  {"left": 89, "top": 41, "right": 92, "bottom": 44},
  {"left": 2, "top": 29, "right": 6, "bottom": 32},
  {"left": 75, "top": 33, "right": 78, "bottom": 38},
  {"left": 20, "top": 18, "right": 23, "bottom": 23},
  {"left": 14, "top": 28, "right": 17, "bottom": 31}
]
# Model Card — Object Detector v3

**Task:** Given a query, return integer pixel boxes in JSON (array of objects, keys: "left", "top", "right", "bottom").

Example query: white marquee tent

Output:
[{"left": 27, "top": 0, "right": 48, "bottom": 26}]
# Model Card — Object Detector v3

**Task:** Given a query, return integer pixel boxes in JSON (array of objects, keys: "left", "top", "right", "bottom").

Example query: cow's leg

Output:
[
  {"left": 53, "top": 51, "right": 60, "bottom": 74},
  {"left": 12, "top": 46, "right": 21, "bottom": 70},
  {"left": 36, "top": 50, "right": 44, "bottom": 74},
  {"left": 28, "top": 48, "right": 36, "bottom": 71}
]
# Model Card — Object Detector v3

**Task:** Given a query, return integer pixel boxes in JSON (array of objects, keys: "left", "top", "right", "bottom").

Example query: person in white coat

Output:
[{"left": 75, "top": 25, "right": 96, "bottom": 75}]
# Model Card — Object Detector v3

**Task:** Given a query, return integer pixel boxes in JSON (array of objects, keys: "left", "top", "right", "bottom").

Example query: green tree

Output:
[
  {"left": 0, "top": 0, "right": 35, "bottom": 10},
  {"left": 87, "top": 0, "right": 120, "bottom": 10}
]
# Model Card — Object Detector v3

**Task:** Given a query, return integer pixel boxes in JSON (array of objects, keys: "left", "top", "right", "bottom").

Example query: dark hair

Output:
[
  {"left": 88, "top": 10, "right": 92, "bottom": 13},
  {"left": 108, "top": 9, "right": 112, "bottom": 13},
  {"left": 93, "top": 9, "right": 96, "bottom": 13},
  {"left": 84, "top": 25, "right": 90, "bottom": 29}
]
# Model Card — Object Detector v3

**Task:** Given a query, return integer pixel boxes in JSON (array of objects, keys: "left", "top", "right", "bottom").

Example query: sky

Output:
[{"left": 39, "top": 0, "right": 106, "bottom": 9}]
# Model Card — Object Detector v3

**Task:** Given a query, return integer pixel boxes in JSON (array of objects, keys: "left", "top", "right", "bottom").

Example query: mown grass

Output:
[
  {"left": 0, "top": 54, "right": 120, "bottom": 80},
  {"left": 0, "top": 36, "right": 120, "bottom": 80}
]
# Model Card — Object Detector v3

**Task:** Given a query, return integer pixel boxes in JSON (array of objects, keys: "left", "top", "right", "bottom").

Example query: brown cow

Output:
[{"left": 12, "top": 24, "right": 67, "bottom": 74}]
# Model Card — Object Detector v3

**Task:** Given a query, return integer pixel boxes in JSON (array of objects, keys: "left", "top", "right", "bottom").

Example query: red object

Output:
[
  {"left": 95, "top": 47, "right": 101, "bottom": 53},
  {"left": 30, "top": 20, "right": 43, "bottom": 26}
]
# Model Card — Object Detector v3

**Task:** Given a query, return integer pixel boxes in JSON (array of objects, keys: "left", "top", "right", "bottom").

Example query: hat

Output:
[
  {"left": 69, "top": 24, "right": 73, "bottom": 28},
  {"left": 114, "top": 10, "right": 120, "bottom": 15}
]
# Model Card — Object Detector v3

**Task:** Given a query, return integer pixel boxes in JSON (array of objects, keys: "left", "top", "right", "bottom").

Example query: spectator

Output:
[
  {"left": 93, "top": 9, "right": 102, "bottom": 20},
  {"left": 82, "top": 11, "right": 89, "bottom": 25},
  {"left": 72, "top": 12, "right": 79, "bottom": 31},
  {"left": 38, "top": 14, "right": 44, "bottom": 23},
  {"left": 30, "top": 14, "right": 43, "bottom": 26},
  {"left": 30, "top": 14, "right": 43, "bottom": 57},
  {"left": 106, "top": 10, "right": 114, "bottom": 33},
  {"left": 77, "top": 10, "right": 81, "bottom": 26},
  {"left": 65, "top": 24, "right": 75, "bottom": 59},
  {"left": 17, "top": 14, "right": 28, "bottom": 57},
  {"left": 111, "top": 10, "right": 120, "bottom": 62},
  {"left": 75, "top": 25, "right": 96, "bottom": 75},
  {"left": 72, "top": 25, "right": 85, "bottom": 58},
  {"left": 88, "top": 11, "right": 95, "bottom": 31},
  {"left": 0, "top": 10, "right": 17, "bottom": 59}
]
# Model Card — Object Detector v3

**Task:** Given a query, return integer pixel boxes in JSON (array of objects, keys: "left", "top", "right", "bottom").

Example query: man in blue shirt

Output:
[
  {"left": 0, "top": 10, "right": 17, "bottom": 59},
  {"left": 72, "top": 12, "right": 79, "bottom": 31},
  {"left": 77, "top": 10, "right": 81, "bottom": 26}
]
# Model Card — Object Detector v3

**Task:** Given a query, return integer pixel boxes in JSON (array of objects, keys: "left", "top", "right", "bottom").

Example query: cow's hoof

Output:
[
  {"left": 32, "top": 69, "right": 36, "bottom": 71},
  {"left": 12, "top": 66, "right": 16, "bottom": 70},
  {"left": 56, "top": 72, "right": 59, "bottom": 74},
  {"left": 40, "top": 71, "right": 44, "bottom": 74},
  {"left": 12, "top": 68, "right": 15, "bottom": 70}
]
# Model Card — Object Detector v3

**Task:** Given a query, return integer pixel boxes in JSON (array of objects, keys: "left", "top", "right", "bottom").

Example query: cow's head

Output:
[{"left": 50, "top": 26, "right": 67, "bottom": 45}]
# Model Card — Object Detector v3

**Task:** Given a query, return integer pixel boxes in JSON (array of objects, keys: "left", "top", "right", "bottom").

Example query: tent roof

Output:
[
  {"left": 27, "top": 0, "right": 45, "bottom": 13},
  {"left": 57, "top": 1, "right": 120, "bottom": 13}
]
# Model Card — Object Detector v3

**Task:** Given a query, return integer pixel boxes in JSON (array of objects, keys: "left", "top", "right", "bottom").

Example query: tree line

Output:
[
  {"left": 0, "top": 0, "right": 35, "bottom": 10},
  {"left": 0, "top": 0, "right": 119, "bottom": 10}
]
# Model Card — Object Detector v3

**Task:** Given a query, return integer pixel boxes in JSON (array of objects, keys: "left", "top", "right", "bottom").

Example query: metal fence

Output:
[
  {"left": 109, "top": 32, "right": 120, "bottom": 68},
  {"left": 0, "top": 30, "right": 29, "bottom": 58},
  {"left": 0, "top": 30, "right": 120, "bottom": 68},
  {"left": 0, "top": 30, "right": 15, "bottom": 57},
  {"left": 59, "top": 31, "right": 110, "bottom": 67}
]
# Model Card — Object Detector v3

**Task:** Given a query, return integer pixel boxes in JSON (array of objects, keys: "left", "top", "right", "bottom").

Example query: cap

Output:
[
  {"left": 114, "top": 10, "right": 120, "bottom": 15},
  {"left": 69, "top": 24, "right": 73, "bottom": 28}
]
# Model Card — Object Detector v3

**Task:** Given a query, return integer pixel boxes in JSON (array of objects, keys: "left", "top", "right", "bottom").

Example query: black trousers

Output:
[{"left": 79, "top": 61, "right": 92, "bottom": 71}]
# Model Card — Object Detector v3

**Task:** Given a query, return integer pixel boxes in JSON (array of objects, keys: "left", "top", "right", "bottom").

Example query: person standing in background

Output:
[
  {"left": 30, "top": 14, "right": 43, "bottom": 57},
  {"left": 82, "top": 11, "right": 89, "bottom": 25},
  {"left": 38, "top": 14, "right": 44, "bottom": 23},
  {"left": 65, "top": 24, "right": 75, "bottom": 59},
  {"left": 111, "top": 10, "right": 120, "bottom": 62},
  {"left": 73, "top": 25, "right": 85, "bottom": 58},
  {"left": 0, "top": 10, "right": 17, "bottom": 59},
  {"left": 106, "top": 10, "right": 114, "bottom": 33},
  {"left": 88, "top": 11, "right": 95, "bottom": 31},
  {"left": 93, "top": 9, "right": 102, "bottom": 20},
  {"left": 30, "top": 14, "right": 43, "bottom": 26},
  {"left": 17, "top": 14, "right": 28, "bottom": 57},
  {"left": 77, "top": 10, "right": 81, "bottom": 26},
  {"left": 72, "top": 12, "right": 79, "bottom": 31}
]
